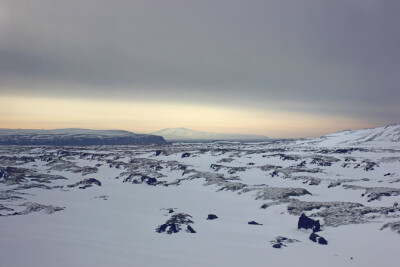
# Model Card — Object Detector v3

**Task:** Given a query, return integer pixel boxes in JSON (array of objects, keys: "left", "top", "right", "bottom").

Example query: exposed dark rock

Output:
[
  {"left": 186, "top": 225, "right": 196, "bottom": 233},
  {"left": 334, "top": 149, "right": 354, "bottom": 154},
  {"left": 142, "top": 176, "right": 158, "bottom": 185},
  {"left": 0, "top": 166, "right": 28, "bottom": 184},
  {"left": 0, "top": 204, "right": 14, "bottom": 212},
  {"left": 156, "top": 213, "right": 195, "bottom": 234},
  {"left": 309, "top": 233, "right": 328, "bottom": 245},
  {"left": 309, "top": 232, "right": 318, "bottom": 242},
  {"left": 124, "top": 174, "right": 165, "bottom": 186},
  {"left": 181, "top": 153, "right": 191, "bottom": 158},
  {"left": 343, "top": 185, "right": 400, "bottom": 201},
  {"left": 297, "top": 161, "right": 306, "bottom": 167},
  {"left": 313, "top": 159, "right": 331, "bottom": 166},
  {"left": 210, "top": 164, "right": 223, "bottom": 172},
  {"left": 248, "top": 221, "right": 262, "bottom": 225},
  {"left": 271, "top": 170, "right": 280, "bottom": 177},
  {"left": 287, "top": 199, "right": 400, "bottom": 227},
  {"left": 364, "top": 162, "right": 378, "bottom": 171},
  {"left": 328, "top": 181, "right": 342, "bottom": 188},
  {"left": 227, "top": 167, "right": 246, "bottom": 174},
  {"left": 318, "top": 236, "right": 328, "bottom": 245},
  {"left": 0, "top": 190, "right": 25, "bottom": 201},
  {"left": 94, "top": 195, "right": 109, "bottom": 200},
  {"left": 298, "top": 213, "right": 321, "bottom": 232},
  {"left": 14, "top": 183, "right": 53, "bottom": 190},
  {"left": 156, "top": 223, "right": 177, "bottom": 234},
  {"left": 1, "top": 202, "right": 65, "bottom": 217},
  {"left": 270, "top": 236, "right": 299, "bottom": 249},
  {"left": 207, "top": 214, "right": 218, "bottom": 220},
  {"left": 307, "top": 179, "right": 321, "bottom": 186},
  {"left": 250, "top": 187, "right": 312, "bottom": 200},
  {"left": 217, "top": 158, "right": 234, "bottom": 163},
  {"left": 67, "top": 178, "right": 101, "bottom": 189},
  {"left": 380, "top": 221, "right": 400, "bottom": 234},
  {"left": 276, "top": 154, "right": 299, "bottom": 161},
  {"left": 272, "top": 243, "right": 282, "bottom": 248}
]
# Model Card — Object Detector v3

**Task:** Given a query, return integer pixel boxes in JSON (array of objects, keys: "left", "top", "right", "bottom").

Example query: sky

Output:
[{"left": 0, "top": 0, "right": 399, "bottom": 138}]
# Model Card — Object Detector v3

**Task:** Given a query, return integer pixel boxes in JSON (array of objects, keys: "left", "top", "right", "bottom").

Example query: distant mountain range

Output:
[
  {"left": 0, "top": 128, "right": 166, "bottom": 146},
  {"left": 151, "top": 127, "right": 270, "bottom": 142},
  {"left": 1, "top": 124, "right": 397, "bottom": 146}
]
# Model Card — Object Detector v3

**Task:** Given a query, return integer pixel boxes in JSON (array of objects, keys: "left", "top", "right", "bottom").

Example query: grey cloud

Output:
[{"left": 1, "top": 0, "right": 399, "bottom": 122}]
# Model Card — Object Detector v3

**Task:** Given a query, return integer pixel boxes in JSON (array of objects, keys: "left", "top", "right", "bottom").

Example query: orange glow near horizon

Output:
[{"left": 0, "top": 95, "right": 373, "bottom": 138}]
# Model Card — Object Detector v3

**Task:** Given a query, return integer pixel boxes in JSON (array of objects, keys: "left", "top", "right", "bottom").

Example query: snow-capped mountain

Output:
[
  {"left": 0, "top": 128, "right": 166, "bottom": 145},
  {"left": 296, "top": 124, "right": 400, "bottom": 148},
  {"left": 151, "top": 127, "right": 270, "bottom": 141}
]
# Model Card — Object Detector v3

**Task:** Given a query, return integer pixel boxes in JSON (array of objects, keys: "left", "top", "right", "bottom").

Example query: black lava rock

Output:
[
  {"left": 207, "top": 214, "right": 218, "bottom": 220},
  {"left": 248, "top": 221, "right": 262, "bottom": 225},
  {"left": 272, "top": 243, "right": 282, "bottom": 249},
  {"left": 187, "top": 225, "right": 196, "bottom": 233},
  {"left": 156, "top": 223, "right": 179, "bottom": 234},
  {"left": 156, "top": 224, "right": 168, "bottom": 233},
  {"left": 318, "top": 237, "right": 328, "bottom": 245},
  {"left": 309, "top": 233, "right": 319, "bottom": 242},
  {"left": 309, "top": 233, "right": 328, "bottom": 245},
  {"left": 68, "top": 178, "right": 101, "bottom": 189},
  {"left": 298, "top": 213, "right": 320, "bottom": 232},
  {"left": 156, "top": 213, "right": 195, "bottom": 235}
]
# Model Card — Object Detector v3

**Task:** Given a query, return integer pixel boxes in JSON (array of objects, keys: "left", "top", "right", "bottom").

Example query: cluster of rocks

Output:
[
  {"left": 380, "top": 221, "right": 400, "bottom": 234},
  {"left": 0, "top": 202, "right": 64, "bottom": 217},
  {"left": 156, "top": 212, "right": 196, "bottom": 234},
  {"left": 123, "top": 174, "right": 163, "bottom": 186},
  {"left": 68, "top": 178, "right": 101, "bottom": 189},
  {"left": 270, "top": 236, "right": 300, "bottom": 249},
  {"left": 342, "top": 185, "right": 400, "bottom": 202},
  {"left": 298, "top": 213, "right": 328, "bottom": 245}
]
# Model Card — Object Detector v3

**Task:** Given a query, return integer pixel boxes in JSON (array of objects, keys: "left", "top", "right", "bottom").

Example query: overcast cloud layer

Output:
[{"left": 1, "top": 0, "right": 399, "bottom": 123}]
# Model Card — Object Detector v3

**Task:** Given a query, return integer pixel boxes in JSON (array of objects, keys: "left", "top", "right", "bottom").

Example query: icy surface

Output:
[{"left": 0, "top": 125, "right": 399, "bottom": 266}]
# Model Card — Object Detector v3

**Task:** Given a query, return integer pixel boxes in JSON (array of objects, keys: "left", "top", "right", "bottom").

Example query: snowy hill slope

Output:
[
  {"left": 0, "top": 125, "right": 399, "bottom": 266},
  {"left": 0, "top": 128, "right": 166, "bottom": 145},
  {"left": 296, "top": 124, "right": 400, "bottom": 148},
  {"left": 151, "top": 127, "right": 269, "bottom": 141}
]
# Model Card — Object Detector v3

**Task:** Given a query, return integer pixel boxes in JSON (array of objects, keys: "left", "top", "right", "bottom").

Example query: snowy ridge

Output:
[
  {"left": 296, "top": 124, "right": 400, "bottom": 148},
  {"left": 151, "top": 127, "right": 270, "bottom": 141}
]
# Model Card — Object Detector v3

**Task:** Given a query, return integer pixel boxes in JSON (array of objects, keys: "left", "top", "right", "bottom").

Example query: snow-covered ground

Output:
[{"left": 0, "top": 125, "right": 399, "bottom": 266}]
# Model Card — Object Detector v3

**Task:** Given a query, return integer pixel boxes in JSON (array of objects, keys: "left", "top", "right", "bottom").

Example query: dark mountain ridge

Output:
[{"left": 0, "top": 128, "right": 166, "bottom": 146}]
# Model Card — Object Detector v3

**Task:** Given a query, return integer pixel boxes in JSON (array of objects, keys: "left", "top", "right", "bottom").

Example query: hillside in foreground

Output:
[{"left": 0, "top": 124, "right": 399, "bottom": 266}]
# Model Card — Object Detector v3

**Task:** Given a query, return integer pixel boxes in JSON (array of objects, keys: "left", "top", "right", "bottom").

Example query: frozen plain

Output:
[{"left": 0, "top": 125, "right": 399, "bottom": 267}]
